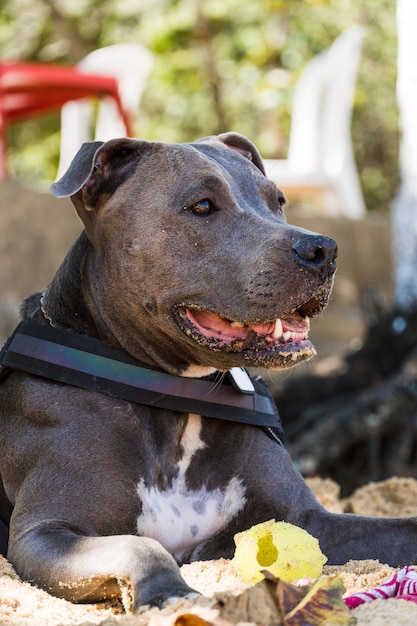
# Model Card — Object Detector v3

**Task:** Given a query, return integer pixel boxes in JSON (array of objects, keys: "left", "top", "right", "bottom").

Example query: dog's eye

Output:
[
  {"left": 188, "top": 199, "right": 216, "bottom": 216},
  {"left": 277, "top": 190, "right": 287, "bottom": 208}
]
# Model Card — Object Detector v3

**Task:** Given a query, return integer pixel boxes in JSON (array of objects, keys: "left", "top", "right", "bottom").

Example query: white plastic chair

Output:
[
  {"left": 57, "top": 43, "right": 153, "bottom": 177},
  {"left": 264, "top": 26, "right": 366, "bottom": 218}
]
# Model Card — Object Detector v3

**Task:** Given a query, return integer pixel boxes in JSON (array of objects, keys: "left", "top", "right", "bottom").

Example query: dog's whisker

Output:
[{"left": 203, "top": 371, "right": 227, "bottom": 398}]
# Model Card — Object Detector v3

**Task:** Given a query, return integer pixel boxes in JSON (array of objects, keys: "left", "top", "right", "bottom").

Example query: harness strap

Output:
[{"left": 0, "top": 321, "right": 284, "bottom": 435}]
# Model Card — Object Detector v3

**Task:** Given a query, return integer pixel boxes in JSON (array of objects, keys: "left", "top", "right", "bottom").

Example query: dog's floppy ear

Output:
[
  {"left": 217, "top": 132, "right": 265, "bottom": 175},
  {"left": 50, "top": 138, "right": 143, "bottom": 206},
  {"left": 51, "top": 142, "right": 104, "bottom": 198}
]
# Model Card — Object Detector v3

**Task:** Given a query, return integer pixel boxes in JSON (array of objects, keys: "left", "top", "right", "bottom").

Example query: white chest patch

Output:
[{"left": 136, "top": 414, "right": 246, "bottom": 561}]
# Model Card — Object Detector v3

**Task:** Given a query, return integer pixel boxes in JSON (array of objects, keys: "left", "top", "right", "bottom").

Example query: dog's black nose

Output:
[{"left": 292, "top": 235, "right": 338, "bottom": 273}]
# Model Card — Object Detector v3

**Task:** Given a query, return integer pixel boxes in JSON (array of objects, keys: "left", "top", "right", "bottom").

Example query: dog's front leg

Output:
[
  {"left": 304, "top": 509, "right": 417, "bottom": 566},
  {"left": 193, "top": 434, "right": 417, "bottom": 568},
  {"left": 8, "top": 524, "right": 197, "bottom": 610}
]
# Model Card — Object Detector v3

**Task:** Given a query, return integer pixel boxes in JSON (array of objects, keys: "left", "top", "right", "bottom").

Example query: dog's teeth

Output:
[
  {"left": 230, "top": 321, "right": 245, "bottom": 328},
  {"left": 283, "top": 331, "right": 292, "bottom": 343},
  {"left": 272, "top": 318, "right": 283, "bottom": 339}
]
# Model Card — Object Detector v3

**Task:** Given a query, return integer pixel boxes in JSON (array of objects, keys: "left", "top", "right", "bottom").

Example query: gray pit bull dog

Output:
[{"left": 0, "top": 132, "right": 416, "bottom": 611}]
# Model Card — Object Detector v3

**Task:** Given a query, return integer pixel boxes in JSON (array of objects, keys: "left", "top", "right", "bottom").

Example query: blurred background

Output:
[{"left": 1, "top": 0, "right": 397, "bottom": 211}]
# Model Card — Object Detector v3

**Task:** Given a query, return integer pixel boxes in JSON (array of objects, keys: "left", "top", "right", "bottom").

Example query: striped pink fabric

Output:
[{"left": 345, "top": 566, "right": 417, "bottom": 609}]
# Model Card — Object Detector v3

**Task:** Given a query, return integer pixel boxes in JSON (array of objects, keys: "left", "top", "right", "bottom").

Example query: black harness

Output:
[{"left": 0, "top": 321, "right": 284, "bottom": 555}]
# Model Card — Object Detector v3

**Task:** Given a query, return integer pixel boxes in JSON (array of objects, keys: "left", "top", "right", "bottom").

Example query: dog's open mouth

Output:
[
  {"left": 175, "top": 301, "right": 319, "bottom": 369},
  {"left": 185, "top": 309, "right": 310, "bottom": 344}
]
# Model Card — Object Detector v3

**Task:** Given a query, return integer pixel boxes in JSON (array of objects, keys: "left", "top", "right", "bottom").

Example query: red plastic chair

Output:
[{"left": 0, "top": 61, "right": 133, "bottom": 180}]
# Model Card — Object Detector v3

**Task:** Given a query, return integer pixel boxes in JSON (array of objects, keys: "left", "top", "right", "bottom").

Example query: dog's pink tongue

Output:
[
  {"left": 193, "top": 310, "right": 237, "bottom": 334},
  {"left": 249, "top": 322, "right": 275, "bottom": 334},
  {"left": 188, "top": 310, "right": 273, "bottom": 339},
  {"left": 191, "top": 310, "right": 245, "bottom": 338}
]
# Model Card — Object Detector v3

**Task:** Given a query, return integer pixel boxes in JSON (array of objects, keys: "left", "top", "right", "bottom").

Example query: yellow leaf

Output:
[{"left": 232, "top": 519, "right": 327, "bottom": 584}]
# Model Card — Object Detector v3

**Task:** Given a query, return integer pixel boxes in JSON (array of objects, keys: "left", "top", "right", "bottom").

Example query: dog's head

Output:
[{"left": 51, "top": 133, "right": 337, "bottom": 375}]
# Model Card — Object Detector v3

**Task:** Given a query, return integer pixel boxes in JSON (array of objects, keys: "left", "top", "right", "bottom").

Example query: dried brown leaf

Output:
[
  {"left": 274, "top": 578, "right": 309, "bottom": 615},
  {"left": 216, "top": 573, "right": 355, "bottom": 626},
  {"left": 278, "top": 575, "right": 356, "bottom": 626},
  {"left": 216, "top": 580, "right": 283, "bottom": 626},
  {"left": 174, "top": 612, "right": 217, "bottom": 626}
]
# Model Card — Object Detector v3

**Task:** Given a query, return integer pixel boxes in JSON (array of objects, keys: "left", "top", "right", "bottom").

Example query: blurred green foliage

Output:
[{"left": 1, "top": 0, "right": 397, "bottom": 211}]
